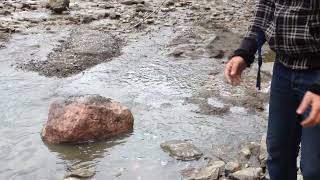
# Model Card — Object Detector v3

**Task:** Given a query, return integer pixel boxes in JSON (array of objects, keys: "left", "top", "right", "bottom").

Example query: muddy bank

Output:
[{"left": 18, "top": 28, "right": 122, "bottom": 77}]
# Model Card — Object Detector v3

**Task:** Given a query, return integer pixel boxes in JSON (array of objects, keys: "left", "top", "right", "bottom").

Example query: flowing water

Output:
[{"left": 0, "top": 23, "right": 268, "bottom": 179}]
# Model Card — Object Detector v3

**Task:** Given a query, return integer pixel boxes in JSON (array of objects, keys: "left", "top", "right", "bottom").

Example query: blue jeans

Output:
[{"left": 267, "top": 60, "right": 320, "bottom": 180}]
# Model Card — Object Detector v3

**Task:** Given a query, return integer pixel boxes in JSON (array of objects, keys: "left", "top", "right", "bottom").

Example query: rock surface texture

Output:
[
  {"left": 229, "top": 167, "right": 262, "bottom": 180},
  {"left": 160, "top": 140, "right": 203, "bottom": 161},
  {"left": 41, "top": 95, "right": 134, "bottom": 144},
  {"left": 48, "top": 0, "right": 69, "bottom": 13}
]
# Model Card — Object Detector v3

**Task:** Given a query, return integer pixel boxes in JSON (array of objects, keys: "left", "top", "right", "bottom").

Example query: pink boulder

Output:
[{"left": 41, "top": 95, "right": 134, "bottom": 144}]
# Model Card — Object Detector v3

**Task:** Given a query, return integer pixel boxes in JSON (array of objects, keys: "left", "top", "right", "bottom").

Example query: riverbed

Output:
[{"left": 0, "top": 0, "right": 270, "bottom": 179}]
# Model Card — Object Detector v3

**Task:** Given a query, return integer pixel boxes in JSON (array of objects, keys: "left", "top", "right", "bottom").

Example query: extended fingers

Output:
[
  {"left": 231, "top": 61, "right": 240, "bottom": 76},
  {"left": 299, "top": 92, "right": 320, "bottom": 127},
  {"left": 301, "top": 107, "right": 320, "bottom": 127},
  {"left": 297, "top": 92, "right": 312, "bottom": 114}
]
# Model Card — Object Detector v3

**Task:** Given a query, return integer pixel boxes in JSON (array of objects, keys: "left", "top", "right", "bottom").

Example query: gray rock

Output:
[
  {"left": 258, "top": 134, "right": 267, "bottom": 168},
  {"left": 229, "top": 168, "right": 262, "bottom": 180},
  {"left": 161, "top": 7, "right": 171, "bottom": 12},
  {"left": 182, "top": 166, "right": 220, "bottom": 180},
  {"left": 81, "top": 15, "right": 96, "bottom": 24},
  {"left": 109, "top": 11, "right": 121, "bottom": 20},
  {"left": 248, "top": 142, "right": 261, "bottom": 156},
  {"left": 225, "top": 162, "right": 241, "bottom": 175},
  {"left": 165, "top": 0, "right": 175, "bottom": 7},
  {"left": 146, "top": 18, "right": 155, "bottom": 24},
  {"left": 48, "top": 0, "right": 69, "bottom": 13},
  {"left": 207, "top": 160, "right": 226, "bottom": 176},
  {"left": 121, "top": 0, "right": 144, "bottom": 5},
  {"left": 240, "top": 142, "right": 261, "bottom": 160},
  {"left": 160, "top": 140, "right": 202, "bottom": 161},
  {"left": 240, "top": 146, "right": 251, "bottom": 160},
  {"left": 64, "top": 168, "right": 95, "bottom": 179},
  {"left": 191, "top": 4, "right": 200, "bottom": 10},
  {"left": 171, "top": 48, "right": 184, "bottom": 57}
]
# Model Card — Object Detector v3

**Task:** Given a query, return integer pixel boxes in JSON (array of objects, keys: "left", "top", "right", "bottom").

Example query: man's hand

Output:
[
  {"left": 297, "top": 91, "right": 320, "bottom": 128},
  {"left": 224, "top": 56, "right": 247, "bottom": 86}
]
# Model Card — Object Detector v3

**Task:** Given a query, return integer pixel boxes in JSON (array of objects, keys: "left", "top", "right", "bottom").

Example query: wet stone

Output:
[
  {"left": 160, "top": 140, "right": 203, "bottom": 161},
  {"left": 240, "top": 142, "right": 260, "bottom": 160},
  {"left": 207, "top": 160, "right": 226, "bottom": 175},
  {"left": 64, "top": 168, "right": 95, "bottom": 179},
  {"left": 165, "top": 0, "right": 175, "bottom": 7},
  {"left": 48, "top": 0, "right": 69, "bottom": 14},
  {"left": 121, "top": 0, "right": 144, "bottom": 5},
  {"left": 258, "top": 134, "right": 267, "bottom": 168},
  {"left": 41, "top": 95, "right": 134, "bottom": 144},
  {"left": 171, "top": 48, "right": 184, "bottom": 57},
  {"left": 229, "top": 168, "right": 262, "bottom": 180},
  {"left": 182, "top": 165, "right": 220, "bottom": 180},
  {"left": 247, "top": 142, "right": 261, "bottom": 156},
  {"left": 225, "top": 162, "right": 241, "bottom": 176},
  {"left": 239, "top": 146, "right": 251, "bottom": 160},
  {"left": 109, "top": 11, "right": 121, "bottom": 20},
  {"left": 19, "top": 29, "right": 122, "bottom": 77}
]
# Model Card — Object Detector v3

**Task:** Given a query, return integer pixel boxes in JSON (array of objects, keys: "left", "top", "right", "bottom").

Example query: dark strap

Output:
[{"left": 256, "top": 31, "right": 265, "bottom": 90}]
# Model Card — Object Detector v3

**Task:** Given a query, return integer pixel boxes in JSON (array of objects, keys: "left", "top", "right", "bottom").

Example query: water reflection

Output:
[{"left": 44, "top": 135, "right": 129, "bottom": 173}]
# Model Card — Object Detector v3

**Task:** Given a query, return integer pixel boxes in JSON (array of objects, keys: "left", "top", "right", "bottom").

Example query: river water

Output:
[{"left": 0, "top": 22, "right": 267, "bottom": 179}]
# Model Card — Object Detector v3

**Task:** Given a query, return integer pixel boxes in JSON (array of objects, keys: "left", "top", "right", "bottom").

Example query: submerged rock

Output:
[
  {"left": 64, "top": 168, "right": 95, "bottom": 179},
  {"left": 48, "top": 0, "right": 69, "bottom": 13},
  {"left": 160, "top": 140, "right": 202, "bottom": 161},
  {"left": 41, "top": 95, "right": 134, "bottom": 144}
]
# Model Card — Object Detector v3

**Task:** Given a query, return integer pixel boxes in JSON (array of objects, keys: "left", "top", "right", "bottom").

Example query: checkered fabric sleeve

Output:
[{"left": 233, "top": 0, "right": 275, "bottom": 67}]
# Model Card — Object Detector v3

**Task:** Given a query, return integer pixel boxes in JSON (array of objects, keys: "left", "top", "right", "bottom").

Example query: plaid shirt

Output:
[{"left": 235, "top": 0, "right": 320, "bottom": 70}]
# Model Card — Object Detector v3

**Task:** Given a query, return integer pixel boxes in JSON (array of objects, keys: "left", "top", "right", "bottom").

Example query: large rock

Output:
[
  {"left": 48, "top": 0, "right": 69, "bottom": 13},
  {"left": 160, "top": 140, "right": 203, "bottom": 161},
  {"left": 41, "top": 95, "right": 134, "bottom": 144}
]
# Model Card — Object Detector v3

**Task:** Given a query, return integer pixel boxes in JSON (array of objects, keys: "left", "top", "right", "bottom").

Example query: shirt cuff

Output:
[
  {"left": 232, "top": 37, "right": 258, "bottom": 67},
  {"left": 232, "top": 49, "right": 255, "bottom": 67},
  {"left": 309, "top": 83, "right": 320, "bottom": 95}
]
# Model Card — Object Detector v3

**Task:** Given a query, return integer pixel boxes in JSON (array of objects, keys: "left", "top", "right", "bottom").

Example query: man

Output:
[{"left": 224, "top": 0, "right": 320, "bottom": 180}]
